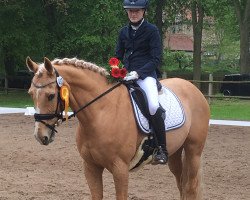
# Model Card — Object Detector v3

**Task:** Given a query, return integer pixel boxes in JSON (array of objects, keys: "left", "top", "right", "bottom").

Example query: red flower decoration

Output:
[
  {"left": 109, "top": 57, "right": 120, "bottom": 67},
  {"left": 107, "top": 57, "right": 127, "bottom": 82},
  {"left": 120, "top": 68, "right": 127, "bottom": 78},
  {"left": 111, "top": 68, "right": 121, "bottom": 78}
]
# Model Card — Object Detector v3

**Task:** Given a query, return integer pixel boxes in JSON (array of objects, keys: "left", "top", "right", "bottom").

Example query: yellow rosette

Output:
[{"left": 60, "top": 86, "right": 69, "bottom": 123}]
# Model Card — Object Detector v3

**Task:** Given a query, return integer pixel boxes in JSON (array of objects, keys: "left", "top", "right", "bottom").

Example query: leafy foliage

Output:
[
  {"left": 0, "top": 0, "right": 51, "bottom": 73},
  {"left": 0, "top": 0, "right": 246, "bottom": 78},
  {"left": 0, "top": 0, "right": 126, "bottom": 75},
  {"left": 50, "top": 0, "right": 126, "bottom": 64},
  {"left": 163, "top": 50, "right": 192, "bottom": 70}
]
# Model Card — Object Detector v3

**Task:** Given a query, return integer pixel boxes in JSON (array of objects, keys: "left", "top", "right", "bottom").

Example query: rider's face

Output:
[{"left": 126, "top": 9, "right": 144, "bottom": 23}]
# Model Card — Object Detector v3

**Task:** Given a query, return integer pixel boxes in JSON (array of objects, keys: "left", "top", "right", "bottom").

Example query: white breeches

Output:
[{"left": 136, "top": 77, "right": 160, "bottom": 115}]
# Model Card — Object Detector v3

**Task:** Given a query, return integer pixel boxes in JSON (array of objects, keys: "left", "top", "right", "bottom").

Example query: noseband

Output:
[{"left": 33, "top": 69, "right": 65, "bottom": 133}]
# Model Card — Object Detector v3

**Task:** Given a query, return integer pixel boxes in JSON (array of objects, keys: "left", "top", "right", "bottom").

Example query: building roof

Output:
[{"left": 164, "top": 33, "right": 194, "bottom": 52}]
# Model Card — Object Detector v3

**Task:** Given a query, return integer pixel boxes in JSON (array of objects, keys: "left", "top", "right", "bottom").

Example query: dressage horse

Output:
[{"left": 26, "top": 57, "right": 210, "bottom": 200}]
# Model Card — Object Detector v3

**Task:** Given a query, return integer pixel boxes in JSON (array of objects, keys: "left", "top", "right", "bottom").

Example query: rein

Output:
[
  {"left": 33, "top": 67, "right": 123, "bottom": 133},
  {"left": 63, "top": 81, "right": 123, "bottom": 122}
]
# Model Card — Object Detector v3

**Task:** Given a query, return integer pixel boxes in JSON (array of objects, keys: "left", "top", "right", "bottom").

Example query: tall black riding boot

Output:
[{"left": 150, "top": 107, "right": 168, "bottom": 165}]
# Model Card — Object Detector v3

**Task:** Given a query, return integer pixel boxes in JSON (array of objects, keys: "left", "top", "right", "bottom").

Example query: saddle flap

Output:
[
  {"left": 126, "top": 84, "right": 186, "bottom": 134},
  {"left": 129, "top": 84, "right": 150, "bottom": 119}
]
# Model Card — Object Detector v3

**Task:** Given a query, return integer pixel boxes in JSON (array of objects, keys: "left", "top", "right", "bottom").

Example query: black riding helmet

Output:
[{"left": 123, "top": 0, "right": 149, "bottom": 9}]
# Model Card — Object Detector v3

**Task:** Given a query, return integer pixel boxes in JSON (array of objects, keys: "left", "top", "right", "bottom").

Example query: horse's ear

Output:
[
  {"left": 26, "top": 56, "right": 38, "bottom": 73},
  {"left": 44, "top": 57, "right": 54, "bottom": 75}
]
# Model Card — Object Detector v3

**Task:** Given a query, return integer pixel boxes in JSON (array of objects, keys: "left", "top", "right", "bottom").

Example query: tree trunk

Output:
[
  {"left": 239, "top": 26, "right": 250, "bottom": 73},
  {"left": 155, "top": 0, "right": 166, "bottom": 75},
  {"left": 191, "top": 0, "right": 204, "bottom": 89},
  {"left": 3, "top": 47, "right": 15, "bottom": 76},
  {"left": 233, "top": 0, "right": 250, "bottom": 74},
  {"left": 3, "top": 49, "right": 16, "bottom": 90},
  {"left": 155, "top": 0, "right": 166, "bottom": 37}
]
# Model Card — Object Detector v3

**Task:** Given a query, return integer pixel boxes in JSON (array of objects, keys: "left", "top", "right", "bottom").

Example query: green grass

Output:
[
  {"left": 0, "top": 89, "right": 33, "bottom": 108},
  {"left": 210, "top": 99, "right": 250, "bottom": 121},
  {"left": 1, "top": 90, "right": 250, "bottom": 121}
]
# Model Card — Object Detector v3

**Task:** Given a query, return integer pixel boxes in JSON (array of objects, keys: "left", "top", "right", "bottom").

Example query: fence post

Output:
[
  {"left": 208, "top": 74, "right": 213, "bottom": 104},
  {"left": 162, "top": 71, "right": 167, "bottom": 79},
  {"left": 4, "top": 76, "right": 8, "bottom": 94}
]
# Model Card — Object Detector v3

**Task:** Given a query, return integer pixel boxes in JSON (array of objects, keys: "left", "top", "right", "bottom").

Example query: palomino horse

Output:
[{"left": 26, "top": 57, "right": 210, "bottom": 200}]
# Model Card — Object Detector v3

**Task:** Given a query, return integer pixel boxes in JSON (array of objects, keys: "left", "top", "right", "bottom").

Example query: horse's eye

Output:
[{"left": 48, "top": 94, "right": 55, "bottom": 101}]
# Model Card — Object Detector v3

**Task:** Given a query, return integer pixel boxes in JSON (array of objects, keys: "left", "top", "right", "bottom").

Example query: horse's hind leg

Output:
[
  {"left": 181, "top": 142, "right": 205, "bottom": 200},
  {"left": 168, "top": 147, "right": 184, "bottom": 196},
  {"left": 84, "top": 161, "right": 104, "bottom": 200}
]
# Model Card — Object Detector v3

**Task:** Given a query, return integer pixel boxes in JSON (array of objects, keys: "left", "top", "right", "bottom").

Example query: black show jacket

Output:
[{"left": 115, "top": 20, "right": 162, "bottom": 79}]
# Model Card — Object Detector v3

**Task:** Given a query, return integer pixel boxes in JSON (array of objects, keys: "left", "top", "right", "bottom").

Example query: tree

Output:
[
  {"left": 191, "top": 0, "right": 204, "bottom": 86},
  {"left": 205, "top": 0, "right": 249, "bottom": 73},
  {"left": 160, "top": 0, "right": 205, "bottom": 86},
  {"left": 0, "top": 0, "right": 49, "bottom": 76},
  {"left": 46, "top": 0, "right": 125, "bottom": 64},
  {"left": 203, "top": 2, "right": 240, "bottom": 67},
  {"left": 153, "top": 0, "right": 167, "bottom": 36},
  {"left": 0, "top": 0, "right": 126, "bottom": 74},
  {"left": 233, "top": 0, "right": 250, "bottom": 73}
]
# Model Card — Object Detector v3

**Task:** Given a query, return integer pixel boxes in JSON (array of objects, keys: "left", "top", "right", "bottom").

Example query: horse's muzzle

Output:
[
  {"left": 42, "top": 136, "right": 50, "bottom": 145},
  {"left": 35, "top": 129, "right": 55, "bottom": 146}
]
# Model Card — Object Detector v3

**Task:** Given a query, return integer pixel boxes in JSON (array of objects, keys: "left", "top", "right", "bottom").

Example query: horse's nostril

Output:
[{"left": 42, "top": 136, "right": 49, "bottom": 145}]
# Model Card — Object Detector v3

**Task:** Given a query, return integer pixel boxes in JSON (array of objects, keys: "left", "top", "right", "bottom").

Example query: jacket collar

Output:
[
  {"left": 130, "top": 18, "right": 144, "bottom": 30},
  {"left": 125, "top": 20, "right": 147, "bottom": 39}
]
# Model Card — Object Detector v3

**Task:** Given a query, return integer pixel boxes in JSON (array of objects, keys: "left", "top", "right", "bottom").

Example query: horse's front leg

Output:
[
  {"left": 111, "top": 159, "right": 129, "bottom": 200},
  {"left": 84, "top": 161, "right": 104, "bottom": 200}
]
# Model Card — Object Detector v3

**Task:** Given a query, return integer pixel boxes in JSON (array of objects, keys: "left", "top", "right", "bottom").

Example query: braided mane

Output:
[{"left": 51, "top": 58, "right": 109, "bottom": 77}]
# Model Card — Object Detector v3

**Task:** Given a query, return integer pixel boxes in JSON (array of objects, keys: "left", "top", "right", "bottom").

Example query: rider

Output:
[{"left": 115, "top": 0, "right": 168, "bottom": 164}]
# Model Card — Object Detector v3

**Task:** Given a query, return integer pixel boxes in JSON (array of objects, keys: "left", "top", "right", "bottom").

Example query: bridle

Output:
[
  {"left": 33, "top": 69, "right": 65, "bottom": 133},
  {"left": 32, "top": 67, "right": 123, "bottom": 133}
]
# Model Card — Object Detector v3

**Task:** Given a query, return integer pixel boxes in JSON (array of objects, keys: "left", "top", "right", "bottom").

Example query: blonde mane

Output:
[{"left": 51, "top": 58, "right": 109, "bottom": 77}]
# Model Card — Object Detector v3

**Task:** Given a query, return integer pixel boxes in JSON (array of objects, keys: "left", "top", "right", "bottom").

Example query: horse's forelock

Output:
[
  {"left": 36, "top": 64, "right": 45, "bottom": 76},
  {"left": 34, "top": 64, "right": 56, "bottom": 78}
]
